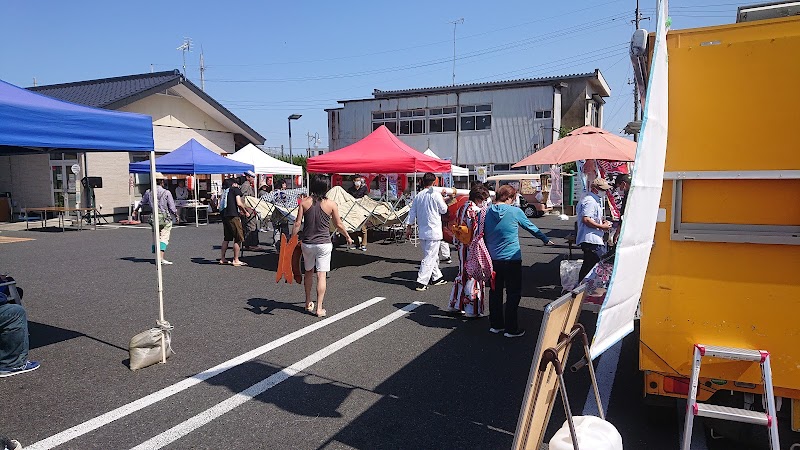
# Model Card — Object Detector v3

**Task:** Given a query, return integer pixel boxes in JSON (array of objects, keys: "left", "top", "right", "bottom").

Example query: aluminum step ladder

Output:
[{"left": 681, "top": 344, "right": 780, "bottom": 450}]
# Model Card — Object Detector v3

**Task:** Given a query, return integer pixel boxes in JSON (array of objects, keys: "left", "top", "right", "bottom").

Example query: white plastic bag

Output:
[
  {"left": 549, "top": 416, "right": 623, "bottom": 450},
  {"left": 560, "top": 259, "right": 583, "bottom": 293}
]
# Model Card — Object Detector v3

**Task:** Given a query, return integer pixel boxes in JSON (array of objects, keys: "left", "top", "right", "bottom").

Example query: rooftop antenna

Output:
[
  {"left": 449, "top": 18, "right": 464, "bottom": 86},
  {"left": 199, "top": 46, "right": 206, "bottom": 91},
  {"left": 32, "top": 77, "right": 37, "bottom": 87},
  {"left": 177, "top": 37, "right": 192, "bottom": 76}
]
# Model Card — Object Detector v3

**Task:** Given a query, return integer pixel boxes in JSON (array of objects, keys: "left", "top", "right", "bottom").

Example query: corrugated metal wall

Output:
[{"left": 330, "top": 86, "right": 560, "bottom": 167}]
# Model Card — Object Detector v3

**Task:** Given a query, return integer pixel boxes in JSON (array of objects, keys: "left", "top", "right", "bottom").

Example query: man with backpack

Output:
[
  {"left": 405, "top": 173, "right": 450, "bottom": 291},
  {"left": 135, "top": 172, "right": 178, "bottom": 265}
]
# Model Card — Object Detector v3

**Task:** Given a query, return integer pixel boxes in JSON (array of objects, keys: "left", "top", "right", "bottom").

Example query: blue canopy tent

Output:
[
  {"left": 0, "top": 79, "right": 153, "bottom": 153},
  {"left": 0, "top": 78, "right": 176, "bottom": 366},
  {"left": 129, "top": 138, "right": 253, "bottom": 174},
  {"left": 129, "top": 138, "right": 254, "bottom": 228}
]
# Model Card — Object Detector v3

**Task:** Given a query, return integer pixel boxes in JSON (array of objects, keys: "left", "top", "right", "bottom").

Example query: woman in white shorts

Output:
[{"left": 292, "top": 177, "right": 352, "bottom": 317}]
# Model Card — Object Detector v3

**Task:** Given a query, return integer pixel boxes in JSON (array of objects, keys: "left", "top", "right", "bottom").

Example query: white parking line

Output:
[
  {"left": 27, "top": 297, "right": 385, "bottom": 450},
  {"left": 130, "top": 301, "right": 424, "bottom": 450}
]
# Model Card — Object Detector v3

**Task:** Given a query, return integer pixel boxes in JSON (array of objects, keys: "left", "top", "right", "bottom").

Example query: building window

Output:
[
  {"left": 429, "top": 106, "right": 457, "bottom": 133},
  {"left": 535, "top": 110, "right": 553, "bottom": 119},
  {"left": 460, "top": 104, "right": 492, "bottom": 132},
  {"left": 429, "top": 106, "right": 456, "bottom": 116},
  {"left": 372, "top": 111, "right": 398, "bottom": 133},
  {"left": 429, "top": 117, "right": 457, "bottom": 133},
  {"left": 399, "top": 118, "right": 425, "bottom": 135},
  {"left": 373, "top": 120, "right": 398, "bottom": 133}
]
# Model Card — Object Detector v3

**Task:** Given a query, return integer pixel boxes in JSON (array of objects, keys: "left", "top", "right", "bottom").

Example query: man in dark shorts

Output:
[{"left": 219, "top": 179, "right": 251, "bottom": 266}]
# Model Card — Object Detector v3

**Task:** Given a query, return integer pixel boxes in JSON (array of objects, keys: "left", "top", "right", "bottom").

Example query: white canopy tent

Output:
[
  {"left": 423, "top": 148, "right": 469, "bottom": 176},
  {"left": 227, "top": 143, "right": 303, "bottom": 175}
]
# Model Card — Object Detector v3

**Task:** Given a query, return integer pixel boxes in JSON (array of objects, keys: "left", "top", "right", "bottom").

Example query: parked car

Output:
[{"left": 486, "top": 174, "right": 551, "bottom": 218}]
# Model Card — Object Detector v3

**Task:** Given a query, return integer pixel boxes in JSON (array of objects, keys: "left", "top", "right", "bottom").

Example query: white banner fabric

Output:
[{"left": 590, "top": 0, "right": 670, "bottom": 358}]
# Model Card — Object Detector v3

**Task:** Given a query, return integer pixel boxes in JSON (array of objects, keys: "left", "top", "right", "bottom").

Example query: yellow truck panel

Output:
[{"left": 640, "top": 16, "right": 800, "bottom": 399}]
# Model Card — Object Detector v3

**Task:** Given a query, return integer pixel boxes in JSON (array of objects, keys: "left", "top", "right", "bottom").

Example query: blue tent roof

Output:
[
  {"left": 0, "top": 78, "right": 154, "bottom": 154},
  {"left": 129, "top": 139, "right": 254, "bottom": 174}
]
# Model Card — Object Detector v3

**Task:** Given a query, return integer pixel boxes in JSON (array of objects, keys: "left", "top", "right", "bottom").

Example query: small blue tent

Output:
[
  {"left": 129, "top": 139, "right": 253, "bottom": 174},
  {"left": 0, "top": 79, "right": 153, "bottom": 153}
]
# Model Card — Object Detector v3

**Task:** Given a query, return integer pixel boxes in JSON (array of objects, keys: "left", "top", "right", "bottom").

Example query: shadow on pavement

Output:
[
  {"left": 28, "top": 321, "right": 128, "bottom": 353},
  {"left": 362, "top": 271, "right": 418, "bottom": 289},
  {"left": 203, "top": 360, "right": 353, "bottom": 419},
  {"left": 319, "top": 304, "right": 547, "bottom": 450},
  {"left": 245, "top": 297, "right": 307, "bottom": 316},
  {"left": 119, "top": 256, "right": 155, "bottom": 265}
]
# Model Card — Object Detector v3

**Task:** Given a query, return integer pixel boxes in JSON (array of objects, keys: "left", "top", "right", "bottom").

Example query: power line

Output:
[
  {"left": 151, "top": 0, "right": 629, "bottom": 70},
  {"left": 220, "top": 42, "right": 629, "bottom": 110},
  {"left": 205, "top": 13, "right": 630, "bottom": 84}
]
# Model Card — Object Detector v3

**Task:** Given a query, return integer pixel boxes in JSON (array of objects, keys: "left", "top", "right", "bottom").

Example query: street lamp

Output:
[{"left": 288, "top": 114, "right": 302, "bottom": 163}]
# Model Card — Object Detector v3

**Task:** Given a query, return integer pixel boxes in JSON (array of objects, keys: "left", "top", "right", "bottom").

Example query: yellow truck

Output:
[{"left": 637, "top": 10, "right": 800, "bottom": 438}]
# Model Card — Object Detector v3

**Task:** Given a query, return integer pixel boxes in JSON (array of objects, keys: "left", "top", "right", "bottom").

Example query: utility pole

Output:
[
  {"left": 199, "top": 46, "right": 206, "bottom": 91},
  {"left": 632, "top": 0, "right": 649, "bottom": 142},
  {"left": 450, "top": 18, "right": 464, "bottom": 86}
]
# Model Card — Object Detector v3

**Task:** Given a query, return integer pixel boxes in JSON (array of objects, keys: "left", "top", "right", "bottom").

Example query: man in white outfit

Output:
[{"left": 405, "top": 173, "right": 449, "bottom": 291}]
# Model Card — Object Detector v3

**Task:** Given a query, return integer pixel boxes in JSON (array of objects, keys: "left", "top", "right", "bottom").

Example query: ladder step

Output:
[
  {"left": 697, "top": 344, "right": 766, "bottom": 362},
  {"left": 694, "top": 403, "right": 771, "bottom": 426}
]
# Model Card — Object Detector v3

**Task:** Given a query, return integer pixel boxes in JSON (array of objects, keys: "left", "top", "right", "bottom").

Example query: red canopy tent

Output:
[{"left": 307, "top": 125, "right": 451, "bottom": 174}]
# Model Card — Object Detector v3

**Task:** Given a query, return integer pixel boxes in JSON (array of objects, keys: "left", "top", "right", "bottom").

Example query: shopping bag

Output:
[{"left": 560, "top": 259, "right": 583, "bottom": 293}]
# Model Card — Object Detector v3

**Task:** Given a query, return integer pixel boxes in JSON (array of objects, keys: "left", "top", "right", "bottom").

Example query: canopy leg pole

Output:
[
  {"left": 195, "top": 173, "right": 199, "bottom": 228},
  {"left": 149, "top": 152, "right": 167, "bottom": 364},
  {"left": 128, "top": 173, "right": 133, "bottom": 222}
]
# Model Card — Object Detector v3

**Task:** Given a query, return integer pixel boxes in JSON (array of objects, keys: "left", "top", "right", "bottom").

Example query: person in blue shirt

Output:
[
  {"left": 484, "top": 185, "right": 553, "bottom": 338},
  {"left": 577, "top": 177, "right": 613, "bottom": 281}
]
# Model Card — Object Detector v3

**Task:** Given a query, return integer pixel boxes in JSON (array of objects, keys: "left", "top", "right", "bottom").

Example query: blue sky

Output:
[{"left": 1, "top": 0, "right": 751, "bottom": 150}]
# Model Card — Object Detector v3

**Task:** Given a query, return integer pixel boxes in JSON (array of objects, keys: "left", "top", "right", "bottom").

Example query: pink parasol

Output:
[{"left": 512, "top": 126, "right": 636, "bottom": 167}]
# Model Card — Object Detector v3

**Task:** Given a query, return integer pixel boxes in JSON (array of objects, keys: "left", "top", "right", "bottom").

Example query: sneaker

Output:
[
  {"left": 1, "top": 440, "right": 22, "bottom": 450},
  {"left": 441, "top": 258, "right": 453, "bottom": 264},
  {"left": 160, "top": 259, "right": 173, "bottom": 265},
  {"left": 430, "top": 277, "right": 447, "bottom": 286},
  {"left": 415, "top": 283, "right": 428, "bottom": 291},
  {"left": 489, "top": 328, "right": 505, "bottom": 334},
  {"left": 0, "top": 360, "right": 40, "bottom": 378},
  {"left": 359, "top": 246, "right": 367, "bottom": 252},
  {"left": 504, "top": 329, "right": 526, "bottom": 338}
]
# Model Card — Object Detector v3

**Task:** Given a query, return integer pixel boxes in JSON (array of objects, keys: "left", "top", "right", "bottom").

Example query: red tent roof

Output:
[{"left": 307, "top": 125, "right": 451, "bottom": 174}]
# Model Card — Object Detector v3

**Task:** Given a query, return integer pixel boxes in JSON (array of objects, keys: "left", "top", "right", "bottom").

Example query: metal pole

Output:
[
  {"left": 148, "top": 152, "right": 167, "bottom": 363},
  {"left": 288, "top": 119, "right": 293, "bottom": 164}
]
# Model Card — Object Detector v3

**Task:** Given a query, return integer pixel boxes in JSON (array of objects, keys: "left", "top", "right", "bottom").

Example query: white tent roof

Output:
[
  {"left": 423, "top": 149, "right": 469, "bottom": 176},
  {"left": 227, "top": 144, "right": 303, "bottom": 175}
]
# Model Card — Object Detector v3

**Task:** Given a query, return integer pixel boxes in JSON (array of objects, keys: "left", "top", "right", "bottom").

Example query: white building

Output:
[
  {"left": 327, "top": 70, "right": 610, "bottom": 173},
  {"left": 0, "top": 70, "right": 264, "bottom": 220}
]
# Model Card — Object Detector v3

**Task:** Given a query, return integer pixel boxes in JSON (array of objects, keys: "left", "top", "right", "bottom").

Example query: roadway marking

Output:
[
  {"left": 27, "top": 297, "right": 385, "bottom": 450},
  {"left": 131, "top": 301, "right": 424, "bottom": 450}
]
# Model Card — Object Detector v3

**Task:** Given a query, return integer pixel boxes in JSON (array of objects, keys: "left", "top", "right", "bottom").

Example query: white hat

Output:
[
  {"left": 244, "top": 170, "right": 256, "bottom": 177},
  {"left": 153, "top": 172, "right": 166, "bottom": 180}
]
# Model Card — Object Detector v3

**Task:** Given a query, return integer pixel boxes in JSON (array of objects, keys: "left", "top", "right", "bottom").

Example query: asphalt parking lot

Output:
[{"left": 0, "top": 216, "right": 793, "bottom": 449}]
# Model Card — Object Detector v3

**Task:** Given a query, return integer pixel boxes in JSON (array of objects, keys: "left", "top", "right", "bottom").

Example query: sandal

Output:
[
  {"left": 231, "top": 261, "right": 248, "bottom": 267},
  {"left": 305, "top": 302, "right": 315, "bottom": 313},
  {"left": 315, "top": 309, "right": 327, "bottom": 318},
  {"left": 219, "top": 260, "right": 229, "bottom": 265}
]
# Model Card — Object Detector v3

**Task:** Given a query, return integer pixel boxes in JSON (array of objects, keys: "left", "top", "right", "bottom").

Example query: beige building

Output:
[{"left": 0, "top": 70, "right": 264, "bottom": 220}]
